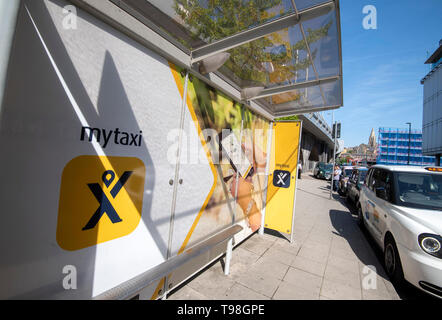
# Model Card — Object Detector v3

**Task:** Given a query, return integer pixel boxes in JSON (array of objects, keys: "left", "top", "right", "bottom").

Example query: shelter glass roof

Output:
[
  {"left": 146, "top": 0, "right": 296, "bottom": 49},
  {"left": 115, "top": 0, "right": 343, "bottom": 117}
]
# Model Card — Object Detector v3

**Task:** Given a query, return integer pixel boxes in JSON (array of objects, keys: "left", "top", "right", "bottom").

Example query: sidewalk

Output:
[{"left": 168, "top": 174, "right": 401, "bottom": 300}]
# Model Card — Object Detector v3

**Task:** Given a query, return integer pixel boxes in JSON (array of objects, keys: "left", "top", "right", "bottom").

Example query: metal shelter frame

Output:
[{"left": 73, "top": 0, "right": 343, "bottom": 120}]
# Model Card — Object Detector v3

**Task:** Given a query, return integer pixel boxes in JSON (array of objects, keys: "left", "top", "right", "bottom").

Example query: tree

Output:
[
  {"left": 174, "top": 0, "right": 332, "bottom": 91},
  {"left": 276, "top": 115, "right": 299, "bottom": 121}
]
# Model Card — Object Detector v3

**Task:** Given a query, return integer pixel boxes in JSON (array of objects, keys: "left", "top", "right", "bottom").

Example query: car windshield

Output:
[
  {"left": 344, "top": 169, "right": 353, "bottom": 177},
  {"left": 359, "top": 171, "right": 367, "bottom": 182},
  {"left": 318, "top": 163, "right": 332, "bottom": 171},
  {"left": 394, "top": 172, "right": 442, "bottom": 210}
]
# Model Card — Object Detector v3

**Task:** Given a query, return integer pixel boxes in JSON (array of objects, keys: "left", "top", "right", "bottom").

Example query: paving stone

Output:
[
  {"left": 168, "top": 285, "right": 209, "bottom": 300},
  {"left": 283, "top": 267, "right": 322, "bottom": 293},
  {"left": 382, "top": 278, "right": 401, "bottom": 299},
  {"left": 222, "top": 283, "right": 269, "bottom": 300},
  {"left": 305, "top": 234, "right": 333, "bottom": 246},
  {"left": 297, "top": 246, "right": 329, "bottom": 264},
  {"left": 362, "top": 289, "right": 392, "bottom": 300},
  {"left": 226, "top": 261, "right": 249, "bottom": 281},
  {"left": 331, "top": 238, "right": 354, "bottom": 252},
  {"left": 235, "top": 271, "right": 281, "bottom": 298},
  {"left": 187, "top": 268, "right": 236, "bottom": 299},
  {"left": 321, "top": 279, "right": 362, "bottom": 300},
  {"left": 240, "top": 238, "right": 272, "bottom": 256},
  {"left": 249, "top": 257, "right": 290, "bottom": 280},
  {"left": 310, "top": 225, "right": 334, "bottom": 233},
  {"left": 290, "top": 255, "right": 327, "bottom": 277},
  {"left": 324, "top": 264, "right": 361, "bottom": 289},
  {"left": 260, "top": 232, "right": 279, "bottom": 243},
  {"left": 273, "top": 281, "right": 320, "bottom": 300},
  {"left": 358, "top": 261, "right": 390, "bottom": 285},
  {"left": 327, "top": 255, "right": 360, "bottom": 274},
  {"left": 359, "top": 266, "right": 391, "bottom": 296},
  {"left": 301, "top": 238, "right": 331, "bottom": 253},
  {"left": 271, "top": 238, "right": 301, "bottom": 256},
  {"left": 329, "top": 245, "right": 359, "bottom": 262},
  {"left": 388, "top": 289, "right": 401, "bottom": 300},
  {"left": 261, "top": 247, "right": 296, "bottom": 266},
  {"left": 293, "top": 224, "right": 314, "bottom": 234},
  {"left": 361, "top": 284, "right": 393, "bottom": 300},
  {"left": 231, "top": 247, "right": 261, "bottom": 266}
]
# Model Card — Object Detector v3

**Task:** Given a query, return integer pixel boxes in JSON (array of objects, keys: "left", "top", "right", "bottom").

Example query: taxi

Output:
[
  {"left": 358, "top": 165, "right": 442, "bottom": 298},
  {"left": 338, "top": 165, "right": 356, "bottom": 196}
]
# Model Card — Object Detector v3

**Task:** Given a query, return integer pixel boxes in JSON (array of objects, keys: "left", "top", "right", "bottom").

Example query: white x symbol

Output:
[{"left": 277, "top": 173, "right": 287, "bottom": 186}]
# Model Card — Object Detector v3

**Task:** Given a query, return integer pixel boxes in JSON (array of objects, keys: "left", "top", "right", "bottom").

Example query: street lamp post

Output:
[
  {"left": 406, "top": 122, "right": 411, "bottom": 165},
  {"left": 330, "top": 119, "right": 337, "bottom": 200},
  {"left": 329, "top": 112, "right": 333, "bottom": 199}
]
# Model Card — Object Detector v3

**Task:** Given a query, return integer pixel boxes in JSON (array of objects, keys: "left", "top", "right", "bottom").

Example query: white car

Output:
[{"left": 358, "top": 165, "right": 442, "bottom": 298}]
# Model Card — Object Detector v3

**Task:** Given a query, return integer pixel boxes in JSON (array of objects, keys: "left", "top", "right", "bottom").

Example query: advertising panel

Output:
[
  {"left": 0, "top": 0, "right": 185, "bottom": 299},
  {"left": 0, "top": 0, "right": 271, "bottom": 299},
  {"left": 169, "top": 65, "right": 271, "bottom": 257},
  {"left": 264, "top": 121, "right": 302, "bottom": 236}
]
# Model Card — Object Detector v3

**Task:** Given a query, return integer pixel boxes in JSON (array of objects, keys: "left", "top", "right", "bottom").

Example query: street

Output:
[{"left": 169, "top": 173, "right": 437, "bottom": 300}]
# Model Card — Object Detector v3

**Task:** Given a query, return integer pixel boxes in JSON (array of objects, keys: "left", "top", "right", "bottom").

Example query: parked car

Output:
[
  {"left": 346, "top": 167, "right": 368, "bottom": 204},
  {"left": 338, "top": 166, "right": 355, "bottom": 196},
  {"left": 313, "top": 162, "right": 333, "bottom": 180},
  {"left": 358, "top": 165, "right": 442, "bottom": 298},
  {"left": 313, "top": 162, "right": 324, "bottom": 177}
]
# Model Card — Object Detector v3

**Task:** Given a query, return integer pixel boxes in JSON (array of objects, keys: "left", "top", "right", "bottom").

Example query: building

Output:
[
  {"left": 421, "top": 40, "right": 442, "bottom": 166},
  {"left": 377, "top": 127, "right": 435, "bottom": 166},
  {"left": 368, "top": 128, "right": 376, "bottom": 150},
  {"left": 339, "top": 128, "right": 377, "bottom": 165},
  {"left": 298, "top": 112, "right": 335, "bottom": 172}
]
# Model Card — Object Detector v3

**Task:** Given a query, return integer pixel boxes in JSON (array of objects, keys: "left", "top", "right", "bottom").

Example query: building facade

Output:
[
  {"left": 298, "top": 112, "right": 334, "bottom": 172},
  {"left": 339, "top": 128, "right": 377, "bottom": 166},
  {"left": 377, "top": 127, "right": 435, "bottom": 166},
  {"left": 421, "top": 40, "right": 442, "bottom": 166}
]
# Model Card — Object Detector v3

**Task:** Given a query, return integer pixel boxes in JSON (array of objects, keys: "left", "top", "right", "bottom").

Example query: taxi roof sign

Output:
[{"left": 425, "top": 167, "right": 442, "bottom": 172}]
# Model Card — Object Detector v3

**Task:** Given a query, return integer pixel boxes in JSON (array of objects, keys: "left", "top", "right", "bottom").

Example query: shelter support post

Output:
[{"left": 259, "top": 121, "right": 274, "bottom": 236}]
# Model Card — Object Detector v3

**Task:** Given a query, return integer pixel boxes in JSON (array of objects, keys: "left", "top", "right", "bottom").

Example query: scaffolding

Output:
[{"left": 377, "top": 127, "right": 435, "bottom": 166}]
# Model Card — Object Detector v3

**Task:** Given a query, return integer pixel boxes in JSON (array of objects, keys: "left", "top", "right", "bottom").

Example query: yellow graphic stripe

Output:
[
  {"left": 168, "top": 63, "right": 218, "bottom": 255},
  {"left": 150, "top": 278, "right": 165, "bottom": 300},
  {"left": 243, "top": 164, "right": 253, "bottom": 179}
]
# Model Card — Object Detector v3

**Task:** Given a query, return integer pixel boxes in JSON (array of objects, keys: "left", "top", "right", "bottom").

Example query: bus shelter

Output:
[{"left": 0, "top": 0, "right": 342, "bottom": 299}]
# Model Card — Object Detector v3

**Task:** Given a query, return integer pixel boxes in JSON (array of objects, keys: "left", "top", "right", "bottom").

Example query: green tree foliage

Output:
[
  {"left": 174, "top": 0, "right": 332, "bottom": 89},
  {"left": 276, "top": 115, "right": 299, "bottom": 121}
]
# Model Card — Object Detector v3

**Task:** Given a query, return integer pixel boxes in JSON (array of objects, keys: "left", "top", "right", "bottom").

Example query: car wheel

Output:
[
  {"left": 384, "top": 236, "right": 405, "bottom": 287},
  {"left": 354, "top": 197, "right": 359, "bottom": 209}
]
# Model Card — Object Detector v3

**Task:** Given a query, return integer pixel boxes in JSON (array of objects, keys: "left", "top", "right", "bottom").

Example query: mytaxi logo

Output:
[{"left": 57, "top": 156, "right": 146, "bottom": 251}]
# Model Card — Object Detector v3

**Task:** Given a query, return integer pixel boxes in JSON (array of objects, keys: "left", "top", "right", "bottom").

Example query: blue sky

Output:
[{"left": 325, "top": 0, "right": 442, "bottom": 147}]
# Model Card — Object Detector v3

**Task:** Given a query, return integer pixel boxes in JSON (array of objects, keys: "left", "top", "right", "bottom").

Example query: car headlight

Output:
[{"left": 418, "top": 234, "right": 442, "bottom": 258}]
